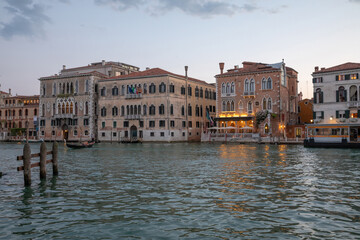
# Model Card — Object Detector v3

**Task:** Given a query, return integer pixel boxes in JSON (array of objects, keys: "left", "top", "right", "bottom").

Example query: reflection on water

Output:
[{"left": 0, "top": 142, "right": 360, "bottom": 239}]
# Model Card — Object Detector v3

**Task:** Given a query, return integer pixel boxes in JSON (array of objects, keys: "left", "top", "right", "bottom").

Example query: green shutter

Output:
[
  {"left": 345, "top": 110, "right": 350, "bottom": 119},
  {"left": 313, "top": 112, "right": 316, "bottom": 119},
  {"left": 336, "top": 91, "right": 339, "bottom": 102},
  {"left": 320, "top": 92, "right": 323, "bottom": 103},
  {"left": 344, "top": 90, "right": 347, "bottom": 102},
  {"left": 314, "top": 93, "right": 317, "bottom": 104},
  {"left": 321, "top": 111, "right": 324, "bottom": 119},
  {"left": 336, "top": 111, "right": 339, "bottom": 118},
  {"left": 336, "top": 75, "right": 339, "bottom": 81},
  {"left": 358, "top": 109, "right": 360, "bottom": 118}
]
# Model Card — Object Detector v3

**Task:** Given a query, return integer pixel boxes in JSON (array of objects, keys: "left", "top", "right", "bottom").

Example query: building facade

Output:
[
  {"left": 38, "top": 60, "right": 139, "bottom": 141},
  {"left": 97, "top": 68, "right": 216, "bottom": 142},
  {"left": 215, "top": 61, "right": 299, "bottom": 139},
  {"left": 0, "top": 94, "right": 39, "bottom": 141}
]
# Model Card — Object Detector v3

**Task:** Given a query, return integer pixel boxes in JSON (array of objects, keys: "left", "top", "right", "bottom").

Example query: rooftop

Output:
[{"left": 313, "top": 62, "right": 360, "bottom": 74}]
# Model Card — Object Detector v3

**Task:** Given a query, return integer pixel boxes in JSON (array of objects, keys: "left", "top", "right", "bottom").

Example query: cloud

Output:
[
  {"left": 95, "top": 0, "right": 266, "bottom": 18},
  {"left": 0, "top": 0, "right": 51, "bottom": 40},
  {"left": 349, "top": 0, "right": 360, "bottom": 2}
]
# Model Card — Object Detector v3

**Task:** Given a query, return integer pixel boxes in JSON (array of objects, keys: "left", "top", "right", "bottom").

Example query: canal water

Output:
[{"left": 0, "top": 143, "right": 359, "bottom": 239}]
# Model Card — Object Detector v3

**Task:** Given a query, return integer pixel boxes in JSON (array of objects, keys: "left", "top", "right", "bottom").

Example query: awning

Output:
[{"left": 214, "top": 116, "right": 253, "bottom": 121}]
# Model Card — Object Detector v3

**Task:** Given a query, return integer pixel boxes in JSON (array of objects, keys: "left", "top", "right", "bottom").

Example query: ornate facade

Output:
[{"left": 97, "top": 68, "right": 216, "bottom": 142}]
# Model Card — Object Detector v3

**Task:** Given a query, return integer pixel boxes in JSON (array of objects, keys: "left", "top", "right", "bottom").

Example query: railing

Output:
[
  {"left": 125, "top": 115, "right": 141, "bottom": 120},
  {"left": 54, "top": 113, "right": 74, "bottom": 118},
  {"left": 348, "top": 101, "right": 360, "bottom": 108},
  {"left": 125, "top": 93, "right": 142, "bottom": 99},
  {"left": 244, "top": 91, "right": 255, "bottom": 96},
  {"left": 221, "top": 93, "right": 236, "bottom": 97}
]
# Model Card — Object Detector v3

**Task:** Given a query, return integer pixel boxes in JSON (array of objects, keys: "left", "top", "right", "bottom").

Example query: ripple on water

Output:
[{"left": 0, "top": 143, "right": 360, "bottom": 239}]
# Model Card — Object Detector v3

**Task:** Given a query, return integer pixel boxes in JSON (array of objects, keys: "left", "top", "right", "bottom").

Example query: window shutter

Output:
[
  {"left": 320, "top": 92, "right": 323, "bottom": 103},
  {"left": 345, "top": 110, "right": 350, "bottom": 119},
  {"left": 357, "top": 73, "right": 359, "bottom": 80},
  {"left": 313, "top": 93, "right": 317, "bottom": 104},
  {"left": 336, "top": 111, "right": 339, "bottom": 118},
  {"left": 313, "top": 112, "right": 316, "bottom": 119},
  {"left": 358, "top": 109, "right": 360, "bottom": 118},
  {"left": 336, "top": 91, "right": 339, "bottom": 102},
  {"left": 321, "top": 111, "right": 324, "bottom": 119},
  {"left": 344, "top": 90, "right": 347, "bottom": 102},
  {"left": 336, "top": 75, "right": 339, "bottom": 81},
  {"left": 312, "top": 78, "right": 316, "bottom": 83}
]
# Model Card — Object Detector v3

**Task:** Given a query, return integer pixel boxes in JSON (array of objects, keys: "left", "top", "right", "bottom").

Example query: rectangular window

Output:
[
  {"left": 84, "top": 119, "right": 89, "bottom": 126},
  {"left": 113, "top": 121, "right": 117, "bottom": 128},
  {"left": 188, "top": 121, "right": 192, "bottom": 128},
  {"left": 113, "top": 132, "right": 117, "bottom": 137},
  {"left": 159, "top": 120, "right": 165, "bottom": 127},
  {"left": 170, "top": 120, "right": 175, "bottom": 127},
  {"left": 125, "top": 131, "right": 128, "bottom": 137},
  {"left": 160, "top": 132, "right": 165, "bottom": 137},
  {"left": 102, "top": 132, "right": 105, "bottom": 137},
  {"left": 139, "top": 121, "right": 144, "bottom": 128},
  {"left": 40, "top": 120, "right": 45, "bottom": 126},
  {"left": 73, "top": 119, "right": 78, "bottom": 126},
  {"left": 182, "top": 121, "right": 186, "bottom": 127},
  {"left": 149, "top": 120, "right": 155, "bottom": 127},
  {"left": 123, "top": 121, "right": 129, "bottom": 127},
  {"left": 102, "top": 121, "right": 105, "bottom": 128},
  {"left": 171, "top": 132, "right": 174, "bottom": 137},
  {"left": 150, "top": 132, "right": 154, "bottom": 137},
  {"left": 52, "top": 131, "right": 55, "bottom": 136},
  {"left": 196, "top": 121, "right": 200, "bottom": 128}
]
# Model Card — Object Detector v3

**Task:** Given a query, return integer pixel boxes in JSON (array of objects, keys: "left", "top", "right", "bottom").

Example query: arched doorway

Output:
[
  {"left": 130, "top": 125, "right": 137, "bottom": 141},
  {"left": 62, "top": 124, "right": 69, "bottom": 141}
]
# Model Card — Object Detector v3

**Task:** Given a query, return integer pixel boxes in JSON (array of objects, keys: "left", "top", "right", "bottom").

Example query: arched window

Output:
[
  {"left": 244, "top": 79, "right": 249, "bottom": 92},
  {"left": 112, "top": 86, "right": 119, "bottom": 96},
  {"left": 195, "top": 87, "right": 199, "bottom": 97},
  {"left": 200, "top": 105, "right": 203, "bottom": 117},
  {"left": 248, "top": 101, "right": 253, "bottom": 114},
  {"left": 101, "top": 87, "right": 106, "bottom": 96},
  {"left": 181, "top": 106, "right": 185, "bottom": 116},
  {"left": 226, "top": 83, "right": 230, "bottom": 93},
  {"left": 112, "top": 106, "right": 118, "bottom": 116},
  {"left": 59, "top": 83, "right": 62, "bottom": 94},
  {"left": 221, "top": 83, "right": 225, "bottom": 94},
  {"left": 264, "top": 124, "right": 269, "bottom": 134},
  {"left": 101, "top": 107, "right": 106, "bottom": 117},
  {"left": 75, "top": 102, "right": 78, "bottom": 115},
  {"left": 85, "top": 80, "right": 89, "bottom": 93},
  {"left": 85, "top": 102, "right": 89, "bottom": 115},
  {"left": 195, "top": 105, "right": 199, "bottom": 116},
  {"left": 143, "top": 105, "right": 147, "bottom": 115},
  {"left": 126, "top": 105, "right": 129, "bottom": 115},
  {"left": 121, "top": 85, "right": 125, "bottom": 95},
  {"left": 226, "top": 101, "right": 230, "bottom": 111},
  {"left": 134, "top": 105, "right": 137, "bottom": 115},
  {"left": 170, "top": 104, "right": 174, "bottom": 115},
  {"left": 66, "top": 102, "right": 70, "bottom": 113},
  {"left": 121, "top": 106, "right": 125, "bottom": 116},
  {"left": 200, "top": 87, "right": 203, "bottom": 98},
  {"left": 53, "top": 83, "right": 57, "bottom": 95},
  {"left": 262, "top": 78, "right": 266, "bottom": 89},
  {"left": 149, "top": 105, "right": 155, "bottom": 115},
  {"left": 268, "top": 98, "right": 272, "bottom": 110},
  {"left": 159, "top": 104, "right": 165, "bottom": 115},
  {"left": 75, "top": 80, "right": 79, "bottom": 94},
  {"left": 138, "top": 105, "right": 141, "bottom": 115},
  {"left": 62, "top": 103, "right": 65, "bottom": 114},
  {"left": 70, "top": 82, "right": 74, "bottom": 93},
  {"left": 169, "top": 83, "right": 175, "bottom": 93},
  {"left": 62, "top": 83, "right": 65, "bottom": 94},
  {"left": 70, "top": 102, "right": 73, "bottom": 114},
  {"left": 188, "top": 104, "right": 192, "bottom": 116},
  {"left": 57, "top": 103, "right": 61, "bottom": 114},
  {"left": 263, "top": 98, "right": 267, "bottom": 110},
  {"left": 66, "top": 83, "right": 70, "bottom": 94},
  {"left": 267, "top": 78, "right": 272, "bottom": 89},
  {"left": 250, "top": 79, "right": 255, "bottom": 92},
  {"left": 149, "top": 83, "right": 156, "bottom": 94},
  {"left": 231, "top": 82, "right": 235, "bottom": 94},
  {"left": 130, "top": 105, "right": 133, "bottom": 115},
  {"left": 350, "top": 85, "right": 357, "bottom": 101},
  {"left": 238, "top": 101, "right": 243, "bottom": 111},
  {"left": 159, "top": 82, "right": 166, "bottom": 93},
  {"left": 338, "top": 86, "right": 346, "bottom": 102},
  {"left": 42, "top": 84, "right": 46, "bottom": 96},
  {"left": 231, "top": 101, "right": 234, "bottom": 111},
  {"left": 188, "top": 85, "right": 192, "bottom": 96},
  {"left": 19, "top": 109, "right": 22, "bottom": 116},
  {"left": 222, "top": 101, "right": 226, "bottom": 111},
  {"left": 143, "top": 84, "right": 147, "bottom": 94}
]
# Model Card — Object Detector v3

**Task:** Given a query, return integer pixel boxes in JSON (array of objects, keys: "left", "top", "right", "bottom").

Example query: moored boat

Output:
[{"left": 66, "top": 140, "right": 95, "bottom": 149}]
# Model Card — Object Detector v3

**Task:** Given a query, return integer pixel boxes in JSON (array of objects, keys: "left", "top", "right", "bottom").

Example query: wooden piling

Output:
[
  {"left": 23, "top": 143, "right": 31, "bottom": 186},
  {"left": 39, "top": 142, "right": 47, "bottom": 180},
  {"left": 52, "top": 142, "right": 58, "bottom": 176}
]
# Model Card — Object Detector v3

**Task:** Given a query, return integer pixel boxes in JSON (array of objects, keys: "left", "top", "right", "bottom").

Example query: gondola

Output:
[{"left": 66, "top": 140, "right": 95, "bottom": 149}]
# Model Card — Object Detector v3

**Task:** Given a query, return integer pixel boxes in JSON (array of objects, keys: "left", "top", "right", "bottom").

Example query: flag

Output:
[
  {"left": 128, "top": 86, "right": 133, "bottom": 94},
  {"left": 206, "top": 109, "right": 214, "bottom": 126},
  {"left": 132, "top": 86, "right": 137, "bottom": 94}
]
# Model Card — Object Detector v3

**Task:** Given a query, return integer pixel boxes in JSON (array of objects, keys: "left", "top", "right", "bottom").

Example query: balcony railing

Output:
[
  {"left": 125, "top": 93, "right": 142, "bottom": 99},
  {"left": 125, "top": 115, "right": 141, "bottom": 120},
  {"left": 54, "top": 113, "right": 74, "bottom": 119},
  {"left": 244, "top": 91, "right": 255, "bottom": 97},
  {"left": 348, "top": 101, "right": 360, "bottom": 108}
]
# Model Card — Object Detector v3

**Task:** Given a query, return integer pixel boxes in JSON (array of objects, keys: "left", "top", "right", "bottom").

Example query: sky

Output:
[{"left": 1, "top": 0, "right": 360, "bottom": 99}]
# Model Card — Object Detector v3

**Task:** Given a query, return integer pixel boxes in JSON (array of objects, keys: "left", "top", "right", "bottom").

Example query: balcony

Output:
[
  {"left": 221, "top": 93, "right": 236, "bottom": 97},
  {"left": 54, "top": 113, "right": 74, "bottom": 119},
  {"left": 244, "top": 91, "right": 255, "bottom": 97},
  {"left": 125, "top": 93, "right": 142, "bottom": 99},
  {"left": 125, "top": 115, "right": 141, "bottom": 120},
  {"left": 348, "top": 101, "right": 360, "bottom": 108}
]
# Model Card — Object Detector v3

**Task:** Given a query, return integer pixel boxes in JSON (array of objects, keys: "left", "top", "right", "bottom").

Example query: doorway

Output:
[{"left": 130, "top": 125, "right": 137, "bottom": 141}]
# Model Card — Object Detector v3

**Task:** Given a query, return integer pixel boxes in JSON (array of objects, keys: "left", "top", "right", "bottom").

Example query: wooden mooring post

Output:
[{"left": 17, "top": 142, "right": 59, "bottom": 187}]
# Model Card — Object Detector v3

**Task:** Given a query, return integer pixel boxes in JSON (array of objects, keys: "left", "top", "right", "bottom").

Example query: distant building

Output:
[
  {"left": 38, "top": 60, "right": 139, "bottom": 141},
  {"left": 214, "top": 61, "right": 299, "bottom": 139},
  {"left": 312, "top": 62, "right": 360, "bottom": 124},
  {"left": 0, "top": 94, "right": 39, "bottom": 141},
  {"left": 97, "top": 68, "right": 216, "bottom": 142}
]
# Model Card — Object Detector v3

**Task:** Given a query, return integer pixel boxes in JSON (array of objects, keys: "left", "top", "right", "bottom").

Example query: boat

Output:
[
  {"left": 304, "top": 123, "right": 360, "bottom": 148},
  {"left": 66, "top": 140, "right": 95, "bottom": 149}
]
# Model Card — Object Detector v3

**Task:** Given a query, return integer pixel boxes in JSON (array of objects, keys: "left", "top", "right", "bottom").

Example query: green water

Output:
[{"left": 0, "top": 143, "right": 359, "bottom": 239}]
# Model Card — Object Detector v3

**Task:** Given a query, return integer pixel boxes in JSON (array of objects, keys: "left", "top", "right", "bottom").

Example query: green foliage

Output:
[{"left": 255, "top": 110, "right": 268, "bottom": 126}]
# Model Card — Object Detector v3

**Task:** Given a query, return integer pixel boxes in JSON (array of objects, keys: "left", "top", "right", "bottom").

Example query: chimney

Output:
[
  {"left": 314, "top": 66, "right": 319, "bottom": 72},
  {"left": 102, "top": 60, "right": 105, "bottom": 66},
  {"left": 146, "top": 67, "right": 150, "bottom": 70},
  {"left": 9, "top": 88, "right": 11, "bottom": 95},
  {"left": 219, "top": 62, "right": 224, "bottom": 74},
  {"left": 63, "top": 65, "right": 66, "bottom": 70},
  {"left": 185, "top": 66, "right": 188, "bottom": 77},
  {"left": 234, "top": 65, "right": 239, "bottom": 69},
  {"left": 321, "top": 67, "right": 326, "bottom": 71}
]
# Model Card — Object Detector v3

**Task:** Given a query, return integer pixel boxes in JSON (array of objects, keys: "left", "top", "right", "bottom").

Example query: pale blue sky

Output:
[{"left": 1, "top": 0, "right": 360, "bottom": 98}]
